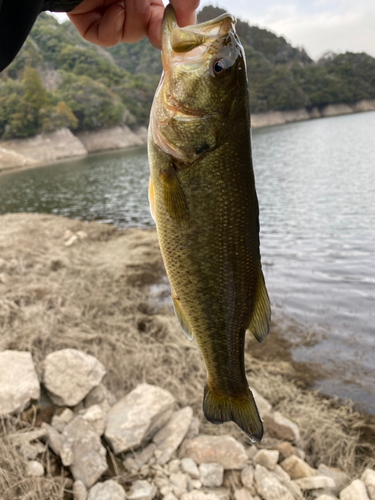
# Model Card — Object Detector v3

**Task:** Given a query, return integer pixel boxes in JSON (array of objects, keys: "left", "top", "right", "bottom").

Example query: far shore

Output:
[{"left": 1, "top": 100, "right": 375, "bottom": 176}]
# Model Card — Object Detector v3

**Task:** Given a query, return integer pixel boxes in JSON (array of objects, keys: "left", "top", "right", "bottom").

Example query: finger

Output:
[
  {"left": 170, "top": 0, "right": 200, "bottom": 27},
  {"left": 69, "top": 3, "right": 125, "bottom": 47},
  {"left": 118, "top": 0, "right": 151, "bottom": 44},
  {"left": 146, "top": 2, "right": 164, "bottom": 49},
  {"left": 67, "top": 0, "right": 106, "bottom": 15}
]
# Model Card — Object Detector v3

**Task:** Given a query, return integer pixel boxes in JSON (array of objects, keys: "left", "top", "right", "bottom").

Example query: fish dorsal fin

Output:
[
  {"left": 172, "top": 294, "right": 193, "bottom": 340},
  {"left": 161, "top": 163, "right": 189, "bottom": 222},
  {"left": 247, "top": 269, "right": 271, "bottom": 343}
]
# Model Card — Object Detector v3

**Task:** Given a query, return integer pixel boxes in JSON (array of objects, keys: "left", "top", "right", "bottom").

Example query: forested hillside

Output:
[{"left": 1, "top": 5, "right": 375, "bottom": 140}]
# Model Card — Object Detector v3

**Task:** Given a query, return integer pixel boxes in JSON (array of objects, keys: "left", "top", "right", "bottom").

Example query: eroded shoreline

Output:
[{"left": 1, "top": 102, "right": 375, "bottom": 176}]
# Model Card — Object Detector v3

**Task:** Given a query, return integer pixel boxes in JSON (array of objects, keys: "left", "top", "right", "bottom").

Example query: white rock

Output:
[
  {"left": 169, "top": 459, "right": 182, "bottom": 473},
  {"left": 42, "top": 422, "right": 75, "bottom": 467},
  {"left": 181, "top": 458, "right": 200, "bottom": 479},
  {"left": 20, "top": 442, "right": 45, "bottom": 460},
  {"left": 0, "top": 351, "right": 40, "bottom": 415},
  {"left": 199, "top": 463, "right": 224, "bottom": 488},
  {"left": 234, "top": 489, "right": 256, "bottom": 500},
  {"left": 73, "top": 480, "right": 88, "bottom": 500},
  {"left": 272, "top": 412, "right": 300, "bottom": 442},
  {"left": 181, "top": 435, "right": 247, "bottom": 470},
  {"left": 318, "top": 464, "right": 349, "bottom": 495},
  {"left": 295, "top": 476, "right": 335, "bottom": 490},
  {"left": 250, "top": 387, "right": 272, "bottom": 417},
  {"left": 161, "top": 486, "right": 173, "bottom": 496},
  {"left": 135, "top": 443, "right": 157, "bottom": 467},
  {"left": 207, "top": 488, "right": 230, "bottom": 500},
  {"left": 52, "top": 408, "right": 74, "bottom": 432},
  {"left": 181, "top": 492, "right": 221, "bottom": 500},
  {"left": 43, "top": 349, "right": 106, "bottom": 406},
  {"left": 246, "top": 446, "right": 258, "bottom": 460},
  {"left": 361, "top": 469, "right": 375, "bottom": 500},
  {"left": 88, "top": 480, "right": 126, "bottom": 500},
  {"left": 26, "top": 460, "right": 44, "bottom": 477},
  {"left": 127, "top": 480, "right": 157, "bottom": 500},
  {"left": 280, "top": 456, "right": 316, "bottom": 479},
  {"left": 340, "top": 479, "right": 370, "bottom": 500},
  {"left": 254, "top": 465, "right": 294, "bottom": 500},
  {"left": 241, "top": 465, "right": 255, "bottom": 491},
  {"left": 190, "top": 480, "right": 202, "bottom": 490},
  {"left": 164, "top": 494, "right": 179, "bottom": 500},
  {"left": 84, "top": 384, "right": 116, "bottom": 412},
  {"left": 273, "top": 465, "right": 303, "bottom": 499},
  {"left": 185, "top": 417, "right": 200, "bottom": 440},
  {"left": 82, "top": 404, "right": 106, "bottom": 436},
  {"left": 254, "top": 449, "right": 279, "bottom": 470},
  {"left": 63, "top": 416, "right": 107, "bottom": 487},
  {"left": 154, "top": 475, "right": 170, "bottom": 491},
  {"left": 124, "top": 456, "right": 140, "bottom": 473},
  {"left": 170, "top": 472, "right": 189, "bottom": 497},
  {"left": 105, "top": 384, "right": 175, "bottom": 454},
  {"left": 273, "top": 465, "right": 291, "bottom": 482},
  {"left": 153, "top": 407, "right": 193, "bottom": 464}
]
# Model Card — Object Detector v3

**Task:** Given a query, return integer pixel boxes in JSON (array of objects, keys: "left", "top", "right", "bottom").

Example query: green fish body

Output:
[{"left": 148, "top": 5, "right": 271, "bottom": 442}]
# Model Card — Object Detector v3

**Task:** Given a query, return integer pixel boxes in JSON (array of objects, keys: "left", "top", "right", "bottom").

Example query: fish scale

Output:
[{"left": 148, "top": 5, "right": 271, "bottom": 442}]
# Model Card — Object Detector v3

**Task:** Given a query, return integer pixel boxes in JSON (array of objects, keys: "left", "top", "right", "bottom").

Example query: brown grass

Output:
[
  {"left": 0, "top": 418, "right": 70, "bottom": 500},
  {"left": 0, "top": 213, "right": 373, "bottom": 497}
]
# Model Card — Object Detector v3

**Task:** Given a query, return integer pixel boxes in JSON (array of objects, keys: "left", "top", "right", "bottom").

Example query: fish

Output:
[{"left": 147, "top": 4, "right": 271, "bottom": 442}]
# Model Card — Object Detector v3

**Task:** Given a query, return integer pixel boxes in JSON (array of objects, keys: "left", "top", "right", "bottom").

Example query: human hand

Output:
[{"left": 67, "top": 0, "right": 200, "bottom": 49}]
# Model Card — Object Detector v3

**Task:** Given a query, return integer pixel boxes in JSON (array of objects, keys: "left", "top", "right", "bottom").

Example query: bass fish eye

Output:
[{"left": 211, "top": 58, "right": 231, "bottom": 78}]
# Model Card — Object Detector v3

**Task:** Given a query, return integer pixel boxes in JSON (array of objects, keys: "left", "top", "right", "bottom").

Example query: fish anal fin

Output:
[
  {"left": 172, "top": 294, "right": 193, "bottom": 340},
  {"left": 161, "top": 163, "right": 189, "bottom": 222},
  {"left": 203, "top": 384, "right": 263, "bottom": 442},
  {"left": 148, "top": 176, "right": 156, "bottom": 222},
  {"left": 247, "top": 269, "right": 271, "bottom": 344}
]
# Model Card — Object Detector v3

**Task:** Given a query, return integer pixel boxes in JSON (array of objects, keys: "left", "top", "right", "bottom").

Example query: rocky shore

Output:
[
  {"left": 2, "top": 347, "right": 374, "bottom": 500},
  {"left": 0, "top": 213, "right": 374, "bottom": 499},
  {"left": 1, "top": 102, "right": 375, "bottom": 174}
]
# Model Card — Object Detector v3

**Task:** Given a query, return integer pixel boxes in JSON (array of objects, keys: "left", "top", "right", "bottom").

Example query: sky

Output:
[{"left": 52, "top": 0, "right": 375, "bottom": 61}]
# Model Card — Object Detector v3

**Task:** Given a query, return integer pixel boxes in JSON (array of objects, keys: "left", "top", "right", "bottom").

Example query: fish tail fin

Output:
[{"left": 203, "top": 384, "right": 263, "bottom": 442}]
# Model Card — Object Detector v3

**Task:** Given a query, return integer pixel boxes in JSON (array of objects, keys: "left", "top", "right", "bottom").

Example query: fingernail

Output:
[{"left": 116, "top": 9, "right": 125, "bottom": 32}]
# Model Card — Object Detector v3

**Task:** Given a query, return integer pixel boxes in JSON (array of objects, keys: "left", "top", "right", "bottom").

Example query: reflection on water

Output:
[
  {"left": 1, "top": 111, "right": 374, "bottom": 413},
  {"left": 0, "top": 148, "right": 154, "bottom": 228},
  {"left": 253, "top": 112, "right": 375, "bottom": 413}
]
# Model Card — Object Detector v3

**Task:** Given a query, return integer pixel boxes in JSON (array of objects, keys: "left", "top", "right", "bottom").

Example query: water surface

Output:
[{"left": 1, "top": 111, "right": 374, "bottom": 412}]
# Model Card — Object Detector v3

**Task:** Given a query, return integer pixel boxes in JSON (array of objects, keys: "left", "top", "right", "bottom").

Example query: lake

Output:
[{"left": 1, "top": 111, "right": 374, "bottom": 413}]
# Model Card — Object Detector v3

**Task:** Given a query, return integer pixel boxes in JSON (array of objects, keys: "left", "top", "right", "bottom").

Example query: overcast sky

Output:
[
  {"left": 199, "top": 0, "right": 375, "bottom": 60},
  {"left": 52, "top": 0, "right": 375, "bottom": 60}
]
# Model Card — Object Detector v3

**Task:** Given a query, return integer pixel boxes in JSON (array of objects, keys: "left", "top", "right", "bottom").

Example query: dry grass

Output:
[
  {"left": 0, "top": 418, "right": 70, "bottom": 500},
  {"left": 0, "top": 213, "right": 373, "bottom": 497}
]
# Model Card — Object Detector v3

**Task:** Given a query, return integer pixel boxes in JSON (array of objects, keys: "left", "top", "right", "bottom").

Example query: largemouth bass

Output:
[{"left": 148, "top": 5, "right": 271, "bottom": 442}]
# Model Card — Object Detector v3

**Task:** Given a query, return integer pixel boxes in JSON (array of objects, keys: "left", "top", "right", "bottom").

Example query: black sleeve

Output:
[{"left": 0, "top": 0, "right": 82, "bottom": 72}]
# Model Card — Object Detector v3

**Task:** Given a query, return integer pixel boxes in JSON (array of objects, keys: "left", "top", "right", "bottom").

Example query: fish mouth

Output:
[
  {"left": 162, "top": 4, "right": 236, "bottom": 60},
  {"left": 150, "top": 6, "right": 237, "bottom": 160},
  {"left": 159, "top": 5, "right": 236, "bottom": 116}
]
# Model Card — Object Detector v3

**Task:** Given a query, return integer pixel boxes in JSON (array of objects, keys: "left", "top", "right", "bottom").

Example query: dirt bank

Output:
[
  {"left": 1, "top": 102, "right": 375, "bottom": 176},
  {"left": 0, "top": 126, "right": 148, "bottom": 175},
  {"left": 0, "top": 213, "right": 374, "bottom": 491},
  {"left": 251, "top": 100, "right": 375, "bottom": 128}
]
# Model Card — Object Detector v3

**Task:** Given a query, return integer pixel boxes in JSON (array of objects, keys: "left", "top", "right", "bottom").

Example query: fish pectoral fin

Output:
[
  {"left": 161, "top": 163, "right": 189, "bottom": 222},
  {"left": 172, "top": 294, "right": 193, "bottom": 340},
  {"left": 203, "top": 384, "right": 263, "bottom": 442},
  {"left": 148, "top": 176, "right": 156, "bottom": 222},
  {"left": 247, "top": 269, "right": 271, "bottom": 344}
]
